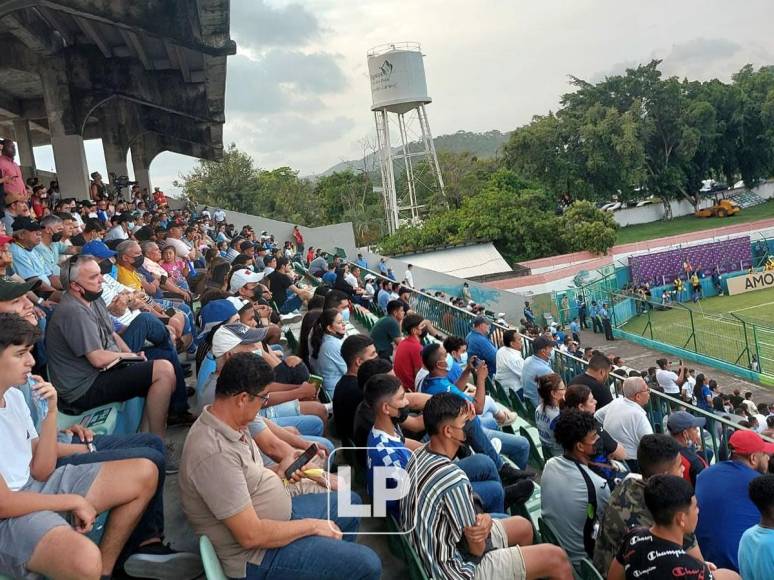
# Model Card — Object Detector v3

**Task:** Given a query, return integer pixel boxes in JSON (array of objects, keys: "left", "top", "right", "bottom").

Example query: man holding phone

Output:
[{"left": 180, "top": 352, "right": 382, "bottom": 580}]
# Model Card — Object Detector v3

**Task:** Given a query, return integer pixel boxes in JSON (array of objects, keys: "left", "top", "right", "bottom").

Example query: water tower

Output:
[{"left": 367, "top": 42, "right": 445, "bottom": 234}]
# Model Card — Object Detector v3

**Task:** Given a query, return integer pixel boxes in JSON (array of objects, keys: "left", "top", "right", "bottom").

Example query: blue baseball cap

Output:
[
  {"left": 81, "top": 240, "right": 117, "bottom": 259},
  {"left": 199, "top": 299, "right": 239, "bottom": 337}
]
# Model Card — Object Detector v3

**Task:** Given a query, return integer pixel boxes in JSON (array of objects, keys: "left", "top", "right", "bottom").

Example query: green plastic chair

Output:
[
  {"left": 388, "top": 516, "right": 431, "bottom": 580},
  {"left": 576, "top": 557, "right": 604, "bottom": 580},
  {"left": 538, "top": 515, "right": 561, "bottom": 547},
  {"left": 199, "top": 535, "right": 227, "bottom": 580},
  {"left": 284, "top": 329, "right": 298, "bottom": 355},
  {"left": 519, "top": 426, "right": 546, "bottom": 471}
]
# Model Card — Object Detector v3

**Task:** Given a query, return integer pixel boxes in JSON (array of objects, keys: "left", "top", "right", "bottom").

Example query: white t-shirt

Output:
[
  {"left": 655, "top": 369, "right": 681, "bottom": 395},
  {"left": 164, "top": 237, "right": 192, "bottom": 259},
  {"left": 595, "top": 397, "right": 653, "bottom": 459},
  {"left": 495, "top": 347, "right": 524, "bottom": 393},
  {"left": 0, "top": 388, "right": 37, "bottom": 491},
  {"left": 404, "top": 270, "right": 414, "bottom": 288}
]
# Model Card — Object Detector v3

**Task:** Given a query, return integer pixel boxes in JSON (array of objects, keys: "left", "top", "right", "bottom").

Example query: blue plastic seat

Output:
[
  {"left": 197, "top": 353, "right": 217, "bottom": 398},
  {"left": 199, "top": 535, "right": 228, "bottom": 580}
]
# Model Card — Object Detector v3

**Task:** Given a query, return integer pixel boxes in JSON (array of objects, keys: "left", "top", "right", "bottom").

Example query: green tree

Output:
[{"left": 560, "top": 201, "right": 618, "bottom": 254}]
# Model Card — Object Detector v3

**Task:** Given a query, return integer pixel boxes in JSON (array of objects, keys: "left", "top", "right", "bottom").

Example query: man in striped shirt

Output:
[{"left": 400, "top": 393, "right": 573, "bottom": 580}]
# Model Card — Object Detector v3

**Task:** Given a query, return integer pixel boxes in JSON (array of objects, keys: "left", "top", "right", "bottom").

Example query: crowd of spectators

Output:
[{"left": 0, "top": 154, "right": 771, "bottom": 580}]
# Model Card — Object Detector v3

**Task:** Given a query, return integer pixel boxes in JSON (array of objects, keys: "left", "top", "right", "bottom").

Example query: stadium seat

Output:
[
  {"left": 576, "top": 557, "right": 604, "bottom": 580},
  {"left": 284, "top": 329, "right": 298, "bottom": 355},
  {"left": 196, "top": 353, "right": 217, "bottom": 398},
  {"left": 199, "top": 535, "right": 228, "bottom": 580},
  {"left": 388, "top": 515, "right": 431, "bottom": 580},
  {"left": 538, "top": 515, "right": 561, "bottom": 547},
  {"left": 519, "top": 426, "right": 546, "bottom": 471},
  {"left": 56, "top": 397, "right": 145, "bottom": 436}
]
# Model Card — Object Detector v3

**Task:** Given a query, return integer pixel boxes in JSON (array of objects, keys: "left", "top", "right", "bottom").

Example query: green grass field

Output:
[
  {"left": 621, "top": 286, "right": 774, "bottom": 374},
  {"left": 615, "top": 200, "right": 774, "bottom": 245}
]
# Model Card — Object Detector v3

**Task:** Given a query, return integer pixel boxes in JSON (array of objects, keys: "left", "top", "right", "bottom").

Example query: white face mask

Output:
[{"left": 127, "top": 222, "right": 135, "bottom": 230}]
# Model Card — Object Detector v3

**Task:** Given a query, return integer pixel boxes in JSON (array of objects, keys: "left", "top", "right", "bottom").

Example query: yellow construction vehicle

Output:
[{"left": 695, "top": 198, "right": 741, "bottom": 218}]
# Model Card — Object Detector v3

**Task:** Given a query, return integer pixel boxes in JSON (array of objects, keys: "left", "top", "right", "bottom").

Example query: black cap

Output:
[
  {"left": 532, "top": 336, "right": 556, "bottom": 351},
  {"left": 0, "top": 278, "right": 40, "bottom": 300},
  {"left": 12, "top": 217, "right": 42, "bottom": 232}
]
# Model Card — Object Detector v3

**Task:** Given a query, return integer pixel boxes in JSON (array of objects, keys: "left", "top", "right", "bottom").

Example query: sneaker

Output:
[
  {"left": 498, "top": 463, "right": 536, "bottom": 486},
  {"left": 124, "top": 542, "right": 203, "bottom": 580},
  {"left": 497, "top": 410, "right": 518, "bottom": 426},
  {"left": 504, "top": 480, "right": 535, "bottom": 508},
  {"left": 490, "top": 437, "right": 503, "bottom": 454},
  {"left": 167, "top": 411, "right": 196, "bottom": 427},
  {"left": 280, "top": 311, "right": 303, "bottom": 324}
]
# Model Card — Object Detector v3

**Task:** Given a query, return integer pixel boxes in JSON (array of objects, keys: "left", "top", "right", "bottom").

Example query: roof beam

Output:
[
  {"left": 119, "top": 28, "right": 152, "bottom": 70},
  {"left": 75, "top": 16, "right": 111, "bottom": 57},
  {"left": 176, "top": 45, "right": 190, "bottom": 82},
  {"left": 35, "top": 6, "right": 73, "bottom": 46},
  {"left": 1, "top": 11, "right": 55, "bottom": 54}
]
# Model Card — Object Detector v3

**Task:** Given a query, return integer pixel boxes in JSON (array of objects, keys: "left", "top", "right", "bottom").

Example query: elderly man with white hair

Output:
[{"left": 594, "top": 376, "right": 653, "bottom": 472}]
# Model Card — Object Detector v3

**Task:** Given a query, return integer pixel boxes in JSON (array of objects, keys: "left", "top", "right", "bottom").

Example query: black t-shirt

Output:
[
  {"left": 332, "top": 374, "right": 361, "bottom": 442},
  {"left": 352, "top": 401, "right": 375, "bottom": 468},
  {"left": 616, "top": 528, "right": 713, "bottom": 580},
  {"left": 267, "top": 270, "right": 293, "bottom": 307},
  {"left": 569, "top": 372, "right": 614, "bottom": 408}
]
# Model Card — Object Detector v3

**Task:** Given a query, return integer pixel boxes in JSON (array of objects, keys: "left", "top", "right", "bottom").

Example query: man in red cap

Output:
[{"left": 695, "top": 429, "right": 774, "bottom": 572}]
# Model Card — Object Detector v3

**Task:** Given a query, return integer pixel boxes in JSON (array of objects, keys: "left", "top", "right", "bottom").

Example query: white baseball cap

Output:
[
  {"left": 211, "top": 323, "right": 269, "bottom": 358},
  {"left": 229, "top": 268, "right": 264, "bottom": 292},
  {"left": 226, "top": 296, "right": 250, "bottom": 311}
]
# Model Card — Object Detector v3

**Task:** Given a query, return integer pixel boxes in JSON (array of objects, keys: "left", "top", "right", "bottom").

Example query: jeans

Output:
[
  {"left": 483, "top": 427, "right": 530, "bottom": 470},
  {"left": 56, "top": 433, "right": 165, "bottom": 557},
  {"left": 273, "top": 415, "right": 324, "bottom": 437},
  {"left": 457, "top": 454, "right": 504, "bottom": 513},
  {"left": 465, "top": 416, "right": 503, "bottom": 470},
  {"left": 121, "top": 312, "right": 188, "bottom": 413},
  {"left": 242, "top": 492, "right": 381, "bottom": 580},
  {"left": 279, "top": 293, "right": 303, "bottom": 315}
]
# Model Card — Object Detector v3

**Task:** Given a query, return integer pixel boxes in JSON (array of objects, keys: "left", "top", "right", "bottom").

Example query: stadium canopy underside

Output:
[{"left": 0, "top": 0, "right": 235, "bottom": 197}]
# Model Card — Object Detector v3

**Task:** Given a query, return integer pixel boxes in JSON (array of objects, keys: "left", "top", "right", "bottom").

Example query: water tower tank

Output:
[{"left": 368, "top": 42, "right": 431, "bottom": 114}]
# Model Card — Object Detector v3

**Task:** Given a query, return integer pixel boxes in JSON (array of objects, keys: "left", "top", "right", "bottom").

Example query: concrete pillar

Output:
[
  {"left": 51, "top": 134, "right": 90, "bottom": 198},
  {"left": 103, "top": 140, "right": 128, "bottom": 182},
  {"left": 12, "top": 119, "right": 36, "bottom": 180},
  {"left": 131, "top": 143, "right": 152, "bottom": 195}
]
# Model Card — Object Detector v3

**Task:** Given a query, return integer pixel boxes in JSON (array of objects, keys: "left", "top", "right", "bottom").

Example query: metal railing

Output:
[{"left": 305, "top": 254, "right": 773, "bottom": 459}]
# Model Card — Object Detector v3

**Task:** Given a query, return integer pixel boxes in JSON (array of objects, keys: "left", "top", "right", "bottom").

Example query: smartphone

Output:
[
  {"left": 284, "top": 444, "right": 318, "bottom": 480},
  {"left": 308, "top": 374, "right": 323, "bottom": 394},
  {"left": 165, "top": 307, "right": 176, "bottom": 317},
  {"left": 470, "top": 356, "right": 481, "bottom": 369}
]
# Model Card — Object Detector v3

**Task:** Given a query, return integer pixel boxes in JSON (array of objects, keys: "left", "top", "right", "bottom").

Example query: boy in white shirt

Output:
[{"left": 0, "top": 313, "right": 157, "bottom": 579}]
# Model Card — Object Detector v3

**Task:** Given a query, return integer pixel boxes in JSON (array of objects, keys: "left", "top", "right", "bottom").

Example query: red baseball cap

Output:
[
  {"left": 0, "top": 234, "right": 13, "bottom": 245},
  {"left": 729, "top": 430, "right": 774, "bottom": 455}
]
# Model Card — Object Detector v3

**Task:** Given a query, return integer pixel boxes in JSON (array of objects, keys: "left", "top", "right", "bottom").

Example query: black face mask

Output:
[
  {"left": 333, "top": 331, "right": 345, "bottom": 340},
  {"left": 52, "top": 233, "right": 63, "bottom": 243},
  {"left": 451, "top": 420, "right": 471, "bottom": 444},
  {"left": 99, "top": 260, "right": 113, "bottom": 275},
  {"left": 79, "top": 286, "right": 103, "bottom": 302},
  {"left": 420, "top": 328, "right": 429, "bottom": 339},
  {"left": 390, "top": 404, "right": 411, "bottom": 425},
  {"left": 131, "top": 254, "right": 144, "bottom": 269}
]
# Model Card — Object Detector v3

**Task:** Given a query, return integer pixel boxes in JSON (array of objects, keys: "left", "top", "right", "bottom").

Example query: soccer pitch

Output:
[{"left": 621, "top": 286, "right": 774, "bottom": 375}]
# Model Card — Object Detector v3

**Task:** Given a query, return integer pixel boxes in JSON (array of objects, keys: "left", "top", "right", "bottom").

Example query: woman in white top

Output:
[
  {"left": 535, "top": 372, "right": 566, "bottom": 458},
  {"left": 655, "top": 358, "right": 686, "bottom": 396},
  {"left": 494, "top": 329, "right": 524, "bottom": 394}
]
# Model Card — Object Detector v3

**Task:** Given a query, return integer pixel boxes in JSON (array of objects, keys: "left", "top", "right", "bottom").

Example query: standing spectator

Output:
[
  {"left": 695, "top": 430, "right": 773, "bottom": 571},
  {"left": 291, "top": 225, "right": 304, "bottom": 256},
  {"left": 741, "top": 392, "right": 758, "bottom": 417},
  {"left": 370, "top": 299, "right": 405, "bottom": 360},
  {"left": 465, "top": 315, "right": 498, "bottom": 376},
  {"left": 590, "top": 301, "right": 603, "bottom": 334},
  {"left": 693, "top": 373, "right": 713, "bottom": 411},
  {"left": 599, "top": 302, "right": 614, "bottom": 340},
  {"left": 523, "top": 300, "right": 535, "bottom": 326},
  {"left": 541, "top": 410, "right": 612, "bottom": 563},
  {"left": 607, "top": 475, "right": 739, "bottom": 580},
  {"left": 577, "top": 295, "right": 588, "bottom": 329},
  {"left": 404, "top": 263, "right": 414, "bottom": 288},
  {"left": 0, "top": 139, "right": 25, "bottom": 205},
  {"left": 355, "top": 253, "right": 368, "bottom": 269},
  {"left": 89, "top": 171, "right": 106, "bottom": 201},
  {"left": 569, "top": 354, "right": 614, "bottom": 409},
  {"left": 535, "top": 373, "right": 566, "bottom": 457},
  {"left": 400, "top": 393, "right": 573, "bottom": 580},
  {"left": 592, "top": 434, "right": 700, "bottom": 575},
  {"left": 569, "top": 317, "right": 580, "bottom": 343},
  {"left": 655, "top": 358, "right": 686, "bottom": 397},
  {"left": 666, "top": 411, "right": 709, "bottom": 487},
  {"left": 521, "top": 336, "right": 555, "bottom": 406},
  {"left": 392, "top": 313, "right": 426, "bottom": 392},
  {"left": 305, "top": 246, "right": 315, "bottom": 265},
  {"left": 595, "top": 377, "right": 653, "bottom": 469},
  {"left": 738, "top": 475, "right": 774, "bottom": 580},
  {"left": 494, "top": 329, "right": 524, "bottom": 395},
  {"left": 377, "top": 257, "right": 388, "bottom": 276}
]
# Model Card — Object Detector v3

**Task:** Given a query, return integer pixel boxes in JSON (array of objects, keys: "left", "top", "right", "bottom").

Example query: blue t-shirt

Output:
[
  {"left": 739, "top": 524, "right": 774, "bottom": 580},
  {"left": 421, "top": 375, "right": 473, "bottom": 403},
  {"left": 366, "top": 426, "right": 410, "bottom": 517},
  {"left": 695, "top": 460, "right": 762, "bottom": 570},
  {"left": 322, "top": 271, "right": 337, "bottom": 285}
]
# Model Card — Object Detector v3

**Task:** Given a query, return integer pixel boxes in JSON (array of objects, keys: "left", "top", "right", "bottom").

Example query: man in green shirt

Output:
[{"left": 370, "top": 299, "right": 405, "bottom": 360}]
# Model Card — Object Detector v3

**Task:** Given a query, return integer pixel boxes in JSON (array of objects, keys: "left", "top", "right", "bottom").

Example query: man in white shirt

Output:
[
  {"left": 655, "top": 358, "right": 686, "bottom": 396},
  {"left": 213, "top": 208, "right": 225, "bottom": 223},
  {"left": 404, "top": 263, "right": 414, "bottom": 288},
  {"left": 162, "top": 222, "right": 195, "bottom": 260},
  {"left": 595, "top": 377, "right": 653, "bottom": 470},
  {"left": 495, "top": 329, "right": 524, "bottom": 394},
  {"left": 344, "top": 266, "right": 360, "bottom": 290}
]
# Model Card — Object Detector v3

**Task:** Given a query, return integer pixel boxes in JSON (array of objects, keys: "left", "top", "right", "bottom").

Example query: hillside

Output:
[{"left": 318, "top": 129, "right": 509, "bottom": 177}]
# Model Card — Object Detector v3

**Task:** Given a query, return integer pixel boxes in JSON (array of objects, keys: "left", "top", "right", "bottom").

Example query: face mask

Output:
[
  {"left": 127, "top": 222, "right": 135, "bottom": 230},
  {"left": 52, "top": 232, "right": 63, "bottom": 242},
  {"left": 99, "top": 260, "right": 113, "bottom": 275},
  {"left": 79, "top": 286, "right": 103, "bottom": 302},
  {"left": 457, "top": 352, "right": 468, "bottom": 366},
  {"left": 451, "top": 420, "right": 470, "bottom": 444},
  {"left": 390, "top": 404, "right": 411, "bottom": 425},
  {"left": 341, "top": 308, "right": 350, "bottom": 323},
  {"left": 131, "top": 254, "right": 144, "bottom": 269},
  {"left": 420, "top": 328, "right": 429, "bottom": 339}
]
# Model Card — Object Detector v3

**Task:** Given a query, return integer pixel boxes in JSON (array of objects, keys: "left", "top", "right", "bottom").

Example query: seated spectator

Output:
[
  {"left": 10, "top": 217, "right": 59, "bottom": 294},
  {"left": 608, "top": 475, "right": 739, "bottom": 580},
  {"left": 46, "top": 256, "right": 177, "bottom": 436},
  {"left": 541, "top": 409, "right": 612, "bottom": 563},
  {"left": 393, "top": 313, "right": 426, "bottom": 391},
  {"left": 141, "top": 241, "right": 192, "bottom": 302},
  {"left": 418, "top": 342, "right": 532, "bottom": 479},
  {"left": 563, "top": 384, "right": 626, "bottom": 483},
  {"left": 0, "top": 313, "right": 161, "bottom": 580},
  {"left": 309, "top": 252, "right": 328, "bottom": 277},
  {"left": 495, "top": 329, "right": 524, "bottom": 395},
  {"left": 160, "top": 244, "right": 191, "bottom": 293},
  {"left": 465, "top": 316, "right": 497, "bottom": 377},
  {"left": 104, "top": 211, "right": 133, "bottom": 242},
  {"left": 267, "top": 257, "right": 313, "bottom": 314},
  {"left": 179, "top": 353, "right": 381, "bottom": 580},
  {"left": 310, "top": 308, "right": 347, "bottom": 399},
  {"left": 441, "top": 335, "right": 468, "bottom": 384},
  {"left": 568, "top": 353, "right": 614, "bottom": 409},
  {"left": 595, "top": 377, "right": 653, "bottom": 469},
  {"left": 521, "top": 336, "right": 555, "bottom": 406},
  {"left": 34, "top": 214, "right": 77, "bottom": 285},
  {"left": 332, "top": 335, "right": 377, "bottom": 442},
  {"left": 593, "top": 434, "right": 703, "bottom": 574},
  {"left": 738, "top": 474, "right": 774, "bottom": 580},
  {"left": 400, "top": 393, "right": 573, "bottom": 580},
  {"left": 163, "top": 221, "right": 195, "bottom": 261},
  {"left": 666, "top": 411, "right": 710, "bottom": 486},
  {"left": 535, "top": 373, "right": 566, "bottom": 458},
  {"left": 369, "top": 299, "right": 404, "bottom": 360},
  {"left": 695, "top": 430, "right": 773, "bottom": 571}
]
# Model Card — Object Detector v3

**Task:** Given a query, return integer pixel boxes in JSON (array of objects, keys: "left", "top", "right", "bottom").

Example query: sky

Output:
[{"left": 28, "top": 0, "right": 774, "bottom": 195}]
